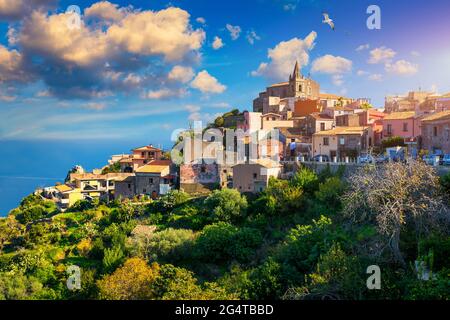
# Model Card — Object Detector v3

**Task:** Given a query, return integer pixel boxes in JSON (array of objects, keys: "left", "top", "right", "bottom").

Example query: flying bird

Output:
[{"left": 322, "top": 12, "right": 335, "bottom": 30}]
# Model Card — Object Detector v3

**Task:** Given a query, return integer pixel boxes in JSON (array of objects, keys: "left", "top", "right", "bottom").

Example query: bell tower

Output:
[{"left": 289, "top": 61, "right": 305, "bottom": 97}]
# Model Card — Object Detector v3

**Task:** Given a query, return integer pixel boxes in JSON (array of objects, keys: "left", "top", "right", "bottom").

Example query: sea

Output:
[{"left": 0, "top": 139, "right": 171, "bottom": 216}]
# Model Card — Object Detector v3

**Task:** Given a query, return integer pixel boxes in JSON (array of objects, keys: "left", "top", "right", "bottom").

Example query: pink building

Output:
[
  {"left": 381, "top": 112, "right": 421, "bottom": 140},
  {"left": 237, "top": 111, "right": 262, "bottom": 133}
]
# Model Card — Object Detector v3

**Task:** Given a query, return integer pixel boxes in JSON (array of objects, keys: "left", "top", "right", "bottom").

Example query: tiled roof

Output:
[
  {"left": 421, "top": 110, "right": 450, "bottom": 122},
  {"left": 319, "top": 93, "right": 352, "bottom": 100},
  {"left": 133, "top": 145, "right": 162, "bottom": 152},
  {"left": 55, "top": 184, "right": 73, "bottom": 192},
  {"left": 135, "top": 164, "right": 169, "bottom": 174},
  {"left": 383, "top": 111, "right": 416, "bottom": 120},
  {"left": 313, "top": 126, "right": 369, "bottom": 136},
  {"left": 268, "top": 81, "right": 289, "bottom": 88},
  {"left": 309, "top": 112, "right": 334, "bottom": 120}
]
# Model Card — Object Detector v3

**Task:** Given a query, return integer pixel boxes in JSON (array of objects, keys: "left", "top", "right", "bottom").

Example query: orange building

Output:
[{"left": 293, "top": 99, "right": 323, "bottom": 117}]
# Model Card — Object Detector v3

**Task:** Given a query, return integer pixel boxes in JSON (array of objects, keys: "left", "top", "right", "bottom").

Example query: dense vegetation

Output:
[{"left": 0, "top": 163, "right": 449, "bottom": 300}]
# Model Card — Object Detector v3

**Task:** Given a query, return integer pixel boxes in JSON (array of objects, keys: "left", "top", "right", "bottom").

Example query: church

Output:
[{"left": 253, "top": 61, "right": 320, "bottom": 112}]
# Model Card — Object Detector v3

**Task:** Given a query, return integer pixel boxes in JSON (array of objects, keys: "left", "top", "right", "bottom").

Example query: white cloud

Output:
[
  {"left": 226, "top": 24, "right": 241, "bottom": 40},
  {"left": 0, "top": 0, "right": 56, "bottom": 20},
  {"left": 190, "top": 70, "right": 226, "bottom": 94},
  {"left": 311, "top": 54, "right": 352, "bottom": 74},
  {"left": 185, "top": 104, "right": 201, "bottom": 113},
  {"left": 145, "top": 88, "right": 187, "bottom": 99},
  {"left": 212, "top": 36, "right": 224, "bottom": 50},
  {"left": 385, "top": 60, "right": 418, "bottom": 76},
  {"left": 246, "top": 31, "right": 261, "bottom": 45},
  {"left": 123, "top": 73, "right": 142, "bottom": 86},
  {"left": 251, "top": 31, "right": 317, "bottom": 81},
  {"left": 356, "top": 44, "right": 370, "bottom": 51},
  {"left": 368, "top": 46, "right": 396, "bottom": 64},
  {"left": 411, "top": 50, "right": 421, "bottom": 57},
  {"left": 196, "top": 17, "right": 206, "bottom": 24},
  {"left": 168, "top": 65, "right": 195, "bottom": 83},
  {"left": 368, "top": 73, "right": 383, "bottom": 81},
  {"left": 0, "top": 44, "right": 30, "bottom": 82},
  {"left": 84, "top": 1, "right": 126, "bottom": 22}
]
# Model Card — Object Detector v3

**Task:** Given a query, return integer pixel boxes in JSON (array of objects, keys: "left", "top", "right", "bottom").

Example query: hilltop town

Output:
[{"left": 38, "top": 62, "right": 450, "bottom": 211}]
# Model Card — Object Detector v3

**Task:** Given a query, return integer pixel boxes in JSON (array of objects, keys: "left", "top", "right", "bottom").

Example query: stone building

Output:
[
  {"left": 253, "top": 62, "right": 320, "bottom": 112},
  {"left": 420, "top": 110, "right": 450, "bottom": 154}
]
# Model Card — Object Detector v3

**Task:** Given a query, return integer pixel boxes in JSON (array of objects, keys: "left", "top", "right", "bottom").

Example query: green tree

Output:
[{"left": 204, "top": 189, "right": 248, "bottom": 223}]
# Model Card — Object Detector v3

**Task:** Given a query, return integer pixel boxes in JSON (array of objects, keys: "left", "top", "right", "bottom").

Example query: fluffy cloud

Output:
[
  {"left": 311, "top": 54, "right": 352, "bottom": 74},
  {"left": 357, "top": 70, "right": 368, "bottom": 76},
  {"left": 385, "top": 60, "right": 418, "bottom": 76},
  {"left": 246, "top": 31, "right": 261, "bottom": 45},
  {"left": 0, "top": 45, "right": 30, "bottom": 83},
  {"left": 84, "top": 1, "right": 127, "bottom": 22},
  {"left": 226, "top": 24, "right": 241, "bottom": 40},
  {"left": 190, "top": 70, "right": 226, "bottom": 94},
  {"left": 0, "top": 4, "right": 206, "bottom": 99},
  {"left": 145, "top": 88, "right": 187, "bottom": 100},
  {"left": 212, "top": 36, "right": 224, "bottom": 50},
  {"left": 168, "top": 65, "right": 195, "bottom": 83},
  {"left": 252, "top": 31, "right": 317, "bottom": 81},
  {"left": 332, "top": 75, "right": 344, "bottom": 86},
  {"left": 0, "top": 0, "right": 56, "bottom": 21},
  {"left": 368, "top": 46, "right": 396, "bottom": 64}
]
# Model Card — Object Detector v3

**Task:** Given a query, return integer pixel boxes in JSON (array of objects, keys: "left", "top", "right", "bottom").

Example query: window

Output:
[
  {"left": 323, "top": 137, "right": 329, "bottom": 146},
  {"left": 143, "top": 188, "right": 147, "bottom": 193},
  {"left": 272, "top": 117, "right": 276, "bottom": 121},
  {"left": 299, "top": 84, "right": 303, "bottom": 92},
  {"left": 320, "top": 123, "right": 325, "bottom": 131},
  {"left": 339, "top": 137, "right": 345, "bottom": 145},
  {"left": 128, "top": 184, "right": 131, "bottom": 189},
  {"left": 201, "top": 166, "right": 206, "bottom": 173},
  {"left": 403, "top": 122, "right": 408, "bottom": 132},
  {"left": 253, "top": 173, "right": 258, "bottom": 179},
  {"left": 291, "top": 138, "right": 296, "bottom": 142},
  {"left": 149, "top": 178, "right": 153, "bottom": 184},
  {"left": 387, "top": 124, "right": 392, "bottom": 135},
  {"left": 141, "top": 152, "right": 145, "bottom": 157},
  {"left": 434, "top": 126, "right": 438, "bottom": 137}
]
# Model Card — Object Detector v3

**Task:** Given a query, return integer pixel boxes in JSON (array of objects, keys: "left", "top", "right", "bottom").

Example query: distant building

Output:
[
  {"left": 302, "top": 113, "right": 334, "bottom": 137},
  {"left": 253, "top": 62, "right": 320, "bottom": 112},
  {"left": 237, "top": 111, "right": 262, "bottom": 133},
  {"left": 385, "top": 91, "right": 434, "bottom": 113},
  {"left": 134, "top": 160, "right": 175, "bottom": 199},
  {"left": 312, "top": 126, "right": 371, "bottom": 159},
  {"left": 131, "top": 145, "right": 163, "bottom": 170},
  {"left": 381, "top": 111, "right": 422, "bottom": 141},
  {"left": 420, "top": 110, "right": 450, "bottom": 154},
  {"left": 232, "top": 159, "right": 282, "bottom": 193},
  {"left": 319, "top": 93, "right": 354, "bottom": 109}
]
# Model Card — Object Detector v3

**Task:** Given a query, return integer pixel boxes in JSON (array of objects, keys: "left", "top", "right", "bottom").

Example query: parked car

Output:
[
  {"left": 313, "top": 154, "right": 330, "bottom": 162},
  {"left": 422, "top": 154, "right": 439, "bottom": 165},
  {"left": 359, "top": 154, "right": 374, "bottom": 164},
  {"left": 375, "top": 154, "right": 389, "bottom": 164},
  {"left": 443, "top": 154, "right": 450, "bottom": 166}
]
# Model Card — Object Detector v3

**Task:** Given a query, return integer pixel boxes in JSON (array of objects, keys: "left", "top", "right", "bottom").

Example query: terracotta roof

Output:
[
  {"left": 309, "top": 112, "right": 333, "bottom": 120},
  {"left": 268, "top": 81, "right": 289, "bottom": 88},
  {"left": 148, "top": 160, "right": 172, "bottom": 166},
  {"left": 133, "top": 145, "right": 162, "bottom": 152},
  {"left": 70, "top": 173, "right": 133, "bottom": 181},
  {"left": 55, "top": 184, "right": 73, "bottom": 193},
  {"left": 368, "top": 110, "right": 386, "bottom": 118},
  {"left": 421, "top": 110, "right": 450, "bottom": 122},
  {"left": 383, "top": 111, "right": 416, "bottom": 120},
  {"left": 135, "top": 164, "right": 169, "bottom": 174},
  {"left": 313, "top": 126, "right": 369, "bottom": 136},
  {"left": 319, "top": 93, "right": 352, "bottom": 100}
]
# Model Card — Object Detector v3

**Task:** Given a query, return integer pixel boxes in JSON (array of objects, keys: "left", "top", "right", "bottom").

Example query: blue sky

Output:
[{"left": 1, "top": 0, "right": 450, "bottom": 146}]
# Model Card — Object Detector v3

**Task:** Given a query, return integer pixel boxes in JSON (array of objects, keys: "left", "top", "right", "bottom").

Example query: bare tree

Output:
[{"left": 342, "top": 161, "right": 450, "bottom": 266}]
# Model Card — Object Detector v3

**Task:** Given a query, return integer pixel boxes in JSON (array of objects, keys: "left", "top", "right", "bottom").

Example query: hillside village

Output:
[{"left": 38, "top": 62, "right": 450, "bottom": 211}]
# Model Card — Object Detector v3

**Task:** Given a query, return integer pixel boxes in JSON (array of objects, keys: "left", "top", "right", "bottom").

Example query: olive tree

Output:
[{"left": 342, "top": 161, "right": 450, "bottom": 266}]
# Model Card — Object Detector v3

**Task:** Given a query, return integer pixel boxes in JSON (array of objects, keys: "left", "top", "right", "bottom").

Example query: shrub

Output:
[{"left": 204, "top": 189, "right": 248, "bottom": 223}]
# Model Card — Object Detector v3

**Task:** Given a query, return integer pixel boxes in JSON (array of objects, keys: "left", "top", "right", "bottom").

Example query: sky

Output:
[{"left": 1, "top": 0, "right": 450, "bottom": 146}]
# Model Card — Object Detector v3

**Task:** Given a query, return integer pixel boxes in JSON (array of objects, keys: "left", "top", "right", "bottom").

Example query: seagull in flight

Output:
[{"left": 322, "top": 12, "right": 335, "bottom": 30}]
